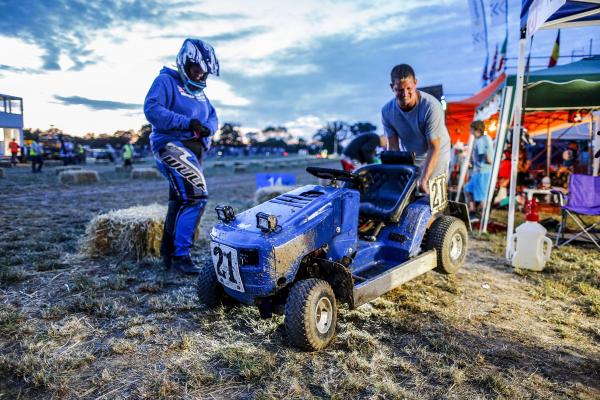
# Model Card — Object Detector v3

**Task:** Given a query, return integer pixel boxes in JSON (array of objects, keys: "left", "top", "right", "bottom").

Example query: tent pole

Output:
[
  {"left": 455, "top": 133, "right": 475, "bottom": 202},
  {"left": 546, "top": 118, "right": 551, "bottom": 176},
  {"left": 481, "top": 86, "right": 512, "bottom": 234},
  {"left": 589, "top": 113, "right": 594, "bottom": 175},
  {"left": 594, "top": 111, "right": 600, "bottom": 176},
  {"left": 506, "top": 28, "right": 527, "bottom": 260}
]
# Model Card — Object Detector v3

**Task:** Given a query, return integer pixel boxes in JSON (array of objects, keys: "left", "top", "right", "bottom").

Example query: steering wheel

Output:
[{"left": 306, "top": 167, "right": 371, "bottom": 190}]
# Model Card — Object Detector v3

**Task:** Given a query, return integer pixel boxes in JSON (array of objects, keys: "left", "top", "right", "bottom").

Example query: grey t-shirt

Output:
[{"left": 381, "top": 91, "right": 451, "bottom": 178}]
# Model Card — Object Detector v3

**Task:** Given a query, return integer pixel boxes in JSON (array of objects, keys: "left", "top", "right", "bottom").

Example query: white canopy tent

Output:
[{"left": 501, "top": 0, "right": 600, "bottom": 259}]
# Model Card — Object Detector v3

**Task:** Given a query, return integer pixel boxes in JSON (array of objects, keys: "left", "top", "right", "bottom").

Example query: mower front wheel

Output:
[
  {"left": 196, "top": 262, "right": 222, "bottom": 308},
  {"left": 285, "top": 278, "right": 337, "bottom": 351}
]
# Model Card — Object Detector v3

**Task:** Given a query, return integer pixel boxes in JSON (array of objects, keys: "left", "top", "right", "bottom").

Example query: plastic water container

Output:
[
  {"left": 510, "top": 198, "right": 553, "bottom": 271},
  {"left": 511, "top": 198, "right": 552, "bottom": 271}
]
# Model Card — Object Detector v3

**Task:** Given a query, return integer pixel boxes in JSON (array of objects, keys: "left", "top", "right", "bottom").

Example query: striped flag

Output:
[
  {"left": 482, "top": 56, "right": 489, "bottom": 87},
  {"left": 548, "top": 30, "right": 560, "bottom": 68},
  {"left": 489, "top": 44, "right": 498, "bottom": 81},
  {"left": 497, "top": 35, "right": 507, "bottom": 72}
]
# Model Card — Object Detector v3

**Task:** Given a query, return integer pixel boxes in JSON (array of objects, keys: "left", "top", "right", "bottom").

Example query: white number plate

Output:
[
  {"left": 429, "top": 174, "right": 448, "bottom": 213},
  {"left": 211, "top": 242, "right": 245, "bottom": 292}
]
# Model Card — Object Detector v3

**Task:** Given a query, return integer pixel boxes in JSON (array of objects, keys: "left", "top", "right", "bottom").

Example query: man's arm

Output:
[
  {"left": 381, "top": 111, "right": 399, "bottom": 151},
  {"left": 419, "top": 137, "right": 441, "bottom": 193},
  {"left": 387, "top": 135, "right": 399, "bottom": 151}
]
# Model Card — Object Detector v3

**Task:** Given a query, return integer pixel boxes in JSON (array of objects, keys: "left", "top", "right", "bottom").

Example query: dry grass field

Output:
[{"left": 1, "top": 160, "right": 598, "bottom": 399}]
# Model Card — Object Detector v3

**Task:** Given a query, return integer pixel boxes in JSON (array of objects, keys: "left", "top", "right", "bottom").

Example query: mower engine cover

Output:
[{"left": 209, "top": 184, "right": 360, "bottom": 304}]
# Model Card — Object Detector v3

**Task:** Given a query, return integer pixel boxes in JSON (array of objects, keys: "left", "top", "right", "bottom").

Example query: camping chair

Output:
[{"left": 552, "top": 174, "right": 600, "bottom": 249}]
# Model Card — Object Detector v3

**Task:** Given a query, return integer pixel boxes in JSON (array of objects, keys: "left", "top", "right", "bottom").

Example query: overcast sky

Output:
[{"left": 0, "top": 0, "right": 598, "bottom": 138}]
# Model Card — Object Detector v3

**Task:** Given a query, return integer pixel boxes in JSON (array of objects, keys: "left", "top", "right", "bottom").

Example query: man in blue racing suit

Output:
[{"left": 144, "top": 38, "right": 219, "bottom": 274}]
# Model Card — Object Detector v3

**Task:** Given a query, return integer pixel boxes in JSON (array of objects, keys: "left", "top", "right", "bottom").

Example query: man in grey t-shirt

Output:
[{"left": 381, "top": 64, "right": 451, "bottom": 193}]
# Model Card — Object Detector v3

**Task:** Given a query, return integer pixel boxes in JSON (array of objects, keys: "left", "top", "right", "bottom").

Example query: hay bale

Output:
[
  {"left": 0, "top": 161, "right": 12, "bottom": 168},
  {"left": 212, "top": 162, "right": 226, "bottom": 168},
  {"left": 0, "top": 168, "right": 4, "bottom": 178},
  {"left": 54, "top": 166, "right": 82, "bottom": 175},
  {"left": 58, "top": 170, "right": 100, "bottom": 184},
  {"left": 130, "top": 168, "right": 161, "bottom": 179},
  {"left": 81, "top": 204, "right": 166, "bottom": 260},
  {"left": 255, "top": 185, "right": 297, "bottom": 204},
  {"left": 234, "top": 164, "right": 247, "bottom": 173},
  {"left": 44, "top": 160, "right": 63, "bottom": 167}
]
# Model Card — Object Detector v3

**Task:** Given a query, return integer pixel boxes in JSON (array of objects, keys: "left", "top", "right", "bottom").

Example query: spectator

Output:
[
  {"left": 8, "top": 138, "right": 20, "bottom": 166},
  {"left": 464, "top": 120, "right": 493, "bottom": 220}
]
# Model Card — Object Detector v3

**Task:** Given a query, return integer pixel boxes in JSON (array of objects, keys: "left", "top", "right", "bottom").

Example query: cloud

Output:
[
  {"left": 0, "top": 64, "right": 39, "bottom": 74},
  {"left": 201, "top": 26, "right": 271, "bottom": 43},
  {"left": 53, "top": 95, "right": 141, "bottom": 111},
  {"left": 0, "top": 1, "right": 244, "bottom": 72}
]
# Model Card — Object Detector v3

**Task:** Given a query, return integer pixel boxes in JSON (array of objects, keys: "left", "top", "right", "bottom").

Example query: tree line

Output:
[{"left": 23, "top": 120, "right": 377, "bottom": 153}]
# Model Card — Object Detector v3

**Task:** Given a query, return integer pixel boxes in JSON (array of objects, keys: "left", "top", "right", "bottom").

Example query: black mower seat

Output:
[{"left": 354, "top": 164, "right": 419, "bottom": 223}]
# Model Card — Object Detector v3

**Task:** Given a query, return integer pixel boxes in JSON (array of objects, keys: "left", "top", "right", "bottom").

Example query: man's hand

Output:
[{"left": 189, "top": 119, "right": 212, "bottom": 139}]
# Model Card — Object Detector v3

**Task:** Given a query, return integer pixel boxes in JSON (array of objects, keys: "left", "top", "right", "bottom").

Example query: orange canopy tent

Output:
[
  {"left": 445, "top": 74, "right": 506, "bottom": 144},
  {"left": 445, "top": 73, "right": 589, "bottom": 143}
]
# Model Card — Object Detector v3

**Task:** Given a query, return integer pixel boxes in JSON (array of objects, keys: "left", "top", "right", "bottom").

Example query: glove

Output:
[{"left": 189, "top": 119, "right": 212, "bottom": 139}]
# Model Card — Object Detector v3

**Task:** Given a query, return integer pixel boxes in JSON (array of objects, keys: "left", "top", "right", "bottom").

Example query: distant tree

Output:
[
  {"left": 216, "top": 122, "right": 244, "bottom": 147},
  {"left": 23, "top": 128, "right": 43, "bottom": 140},
  {"left": 350, "top": 121, "right": 377, "bottom": 136},
  {"left": 245, "top": 131, "right": 259, "bottom": 146},
  {"left": 136, "top": 123, "right": 152, "bottom": 147},
  {"left": 313, "top": 121, "right": 349, "bottom": 154}
]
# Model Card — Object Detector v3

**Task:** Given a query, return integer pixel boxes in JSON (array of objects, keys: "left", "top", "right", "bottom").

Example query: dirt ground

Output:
[{"left": 0, "top": 160, "right": 599, "bottom": 399}]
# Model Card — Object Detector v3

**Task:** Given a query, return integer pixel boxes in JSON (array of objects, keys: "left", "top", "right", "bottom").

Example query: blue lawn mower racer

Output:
[{"left": 197, "top": 151, "right": 470, "bottom": 350}]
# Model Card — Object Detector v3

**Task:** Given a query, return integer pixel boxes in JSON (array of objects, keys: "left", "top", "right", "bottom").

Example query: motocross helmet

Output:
[{"left": 176, "top": 38, "right": 220, "bottom": 95}]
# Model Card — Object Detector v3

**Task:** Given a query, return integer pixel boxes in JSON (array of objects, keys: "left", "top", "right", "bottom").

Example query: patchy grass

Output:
[{"left": 0, "top": 161, "right": 598, "bottom": 399}]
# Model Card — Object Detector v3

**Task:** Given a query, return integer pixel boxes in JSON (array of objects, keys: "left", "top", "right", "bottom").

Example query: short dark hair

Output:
[
  {"left": 390, "top": 64, "right": 416, "bottom": 82},
  {"left": 470, "top": 120, "right": 485, "bottom": 133}
]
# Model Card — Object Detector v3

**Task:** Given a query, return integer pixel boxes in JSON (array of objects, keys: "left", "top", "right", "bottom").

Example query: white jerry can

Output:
[{"left": 510, "top": 201, "right": 553, "bottom": 271}]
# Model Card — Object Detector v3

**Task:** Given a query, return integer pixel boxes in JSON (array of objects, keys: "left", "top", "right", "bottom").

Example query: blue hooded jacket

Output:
[{"left": 144, "top": 67, "right": 218, "bottom": 153}]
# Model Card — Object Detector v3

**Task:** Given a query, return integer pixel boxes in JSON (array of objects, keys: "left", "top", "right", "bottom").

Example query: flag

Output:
[
  {"left": 482, "top": 56, "right": 489, "bottom": 87},
  {"left": 489, "top": 0, "right": 508, "bottom": 26},
  {"left": 497, "top": 35, "right": 507, "bottom": 72},
  {"left": 468, "top": 0, "right": 488, "bottom": 52},
  {"left": 489, "top": 44, "right": 498, "bottom": 81},
  {"left": 548, "top": 30, "right": 560, "bottom": 68}
]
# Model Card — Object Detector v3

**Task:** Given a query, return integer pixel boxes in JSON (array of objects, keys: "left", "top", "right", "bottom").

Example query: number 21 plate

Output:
[
  {"left": 211, "top": 242, "right": 245, "bottom": 292},
  {"left": 428, "top": 174, "right": 448, "bottom": 214}
]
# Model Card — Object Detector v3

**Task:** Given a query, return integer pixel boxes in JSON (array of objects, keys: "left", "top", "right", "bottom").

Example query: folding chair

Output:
[{"left": 552, "top": 174, "right": 600, "bottom": 249}]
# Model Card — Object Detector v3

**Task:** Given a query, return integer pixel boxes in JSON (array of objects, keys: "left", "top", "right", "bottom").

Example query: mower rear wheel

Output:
[
  {"left": 285, "top": 278, "right": 337, "bottom": 351},
  {"left": 196, "top": 262, "right": 221, "bottom": 308},
  {"left": 426, "top": 216, "right": 468, "bottom": 274}
]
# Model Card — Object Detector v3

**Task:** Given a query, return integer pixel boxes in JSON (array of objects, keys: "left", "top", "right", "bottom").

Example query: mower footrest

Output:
[{"left": 352, "top": 250, "right": 437, "bottom": 308}]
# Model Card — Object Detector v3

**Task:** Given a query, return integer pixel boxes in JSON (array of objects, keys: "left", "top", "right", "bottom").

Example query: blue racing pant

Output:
[{"left": 155, "top": 141, "right": 208, "bottom": 257}]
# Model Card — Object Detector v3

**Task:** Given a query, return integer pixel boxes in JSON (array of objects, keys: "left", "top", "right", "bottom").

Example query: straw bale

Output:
[
  {"left": 130, "top": 168, "right": 161, "bottom": 179},
  {"left": 44, "top": 160, "right": 63, "bottom": 167},
  {"left": 234, "top": 164, "right": 247, "bottom": 173},
  {"left": 212, "top": 162, "right": 226, "bottom": 168},
  {"left": 255, "top": 185, "right": 297, "bottom": 204},
  {"left": 58, "top": 170, "right": 100, "bottom": 184},
  {"left": 94, "top": 159, "right": 110, "bottom": 164},
  {"left": 81, "top": 204, "right": 166, "bottom": 260},
  {"left": 0, "top": 168, "right": 4, "bottom": 178},
  {"left": 54, "top": 166, "right": 82, "bottom": 175}
]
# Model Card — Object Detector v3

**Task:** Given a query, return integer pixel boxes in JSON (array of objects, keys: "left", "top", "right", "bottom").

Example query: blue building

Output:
[{"left": 0, "top": 94, "right": 24, "bottom": 156}]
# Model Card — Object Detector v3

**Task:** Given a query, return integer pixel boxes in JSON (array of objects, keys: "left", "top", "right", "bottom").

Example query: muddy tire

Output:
[
  {"left": 285, "top": 278, "right": 337, "bottom": 351},
  {"left": 196, "top": 262, "right": 221, "bottom": 308},
  {"left": 426, "top": 216, "right": 468, "bottom": 274}
]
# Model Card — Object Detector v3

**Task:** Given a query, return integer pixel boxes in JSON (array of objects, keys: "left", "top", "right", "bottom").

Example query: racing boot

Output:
[
  {"left": 172, "top": 255, "right": 201, "bottom": 274},
  {"left": 161, "top": 198, "right": 181, "bottom": 270}
]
